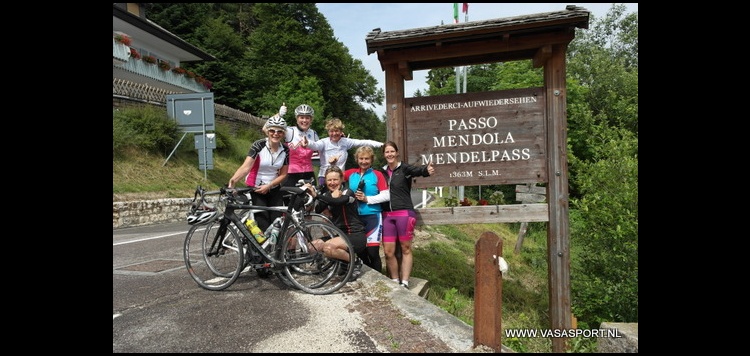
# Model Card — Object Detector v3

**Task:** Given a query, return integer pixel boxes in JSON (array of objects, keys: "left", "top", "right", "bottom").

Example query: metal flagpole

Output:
[{"left": 456, "top": 3, "right": 469, "bottom": 201}]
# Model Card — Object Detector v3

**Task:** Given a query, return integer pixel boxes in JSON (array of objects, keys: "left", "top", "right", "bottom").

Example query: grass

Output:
[
  {"left": 113, "top": 142, "right": 585, "bottom": 353},
  {"left": 113, "top": 136, "right": 252, "bottom": 200},
  {"left": 411, "top": 222, "right": 555, "bottom": 353}
]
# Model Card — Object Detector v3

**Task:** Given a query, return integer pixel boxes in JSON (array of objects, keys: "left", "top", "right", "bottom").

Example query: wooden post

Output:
[
  {"left": 474, "top": 231, "right": 503, "bottom": 352},
  {"left": 514, "top": 184, "right": 546, "bottom": 254},
  {"left": 515, "top": 221, "right": 528, "bottom": 254},
  {"left": 544, "top": 44, "right": 572, "bottom": 353}
]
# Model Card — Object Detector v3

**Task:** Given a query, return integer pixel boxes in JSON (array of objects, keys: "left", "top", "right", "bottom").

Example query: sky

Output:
[{"left": 316, "top": 3, "right": 638, "bottom": 118}]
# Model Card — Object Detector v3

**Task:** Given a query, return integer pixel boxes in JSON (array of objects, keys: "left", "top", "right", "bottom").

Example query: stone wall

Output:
[
  {"left": 597, "top": 322, "right": 638, "bottom": 353},
  {"left": 113, "top": 198, "right": 193, "bottom": 229}
]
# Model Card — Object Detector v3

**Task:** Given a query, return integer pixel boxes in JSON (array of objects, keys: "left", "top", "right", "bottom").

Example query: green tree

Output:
[
  {"left": 143, "top": 3, "right": 385, "bottom": 140},
  {"left": 565, "top": 4, "right": 638, "bottom": 326},
  {"left": 241, "top": 3, "right": 383, "bottom": 123},
  {"left": 426, "top": 63, "right": 522, "bottom": 96},
  {"left": 488, "top": 61, "right": 543, "bottom": 90},
  {"left": 567, "top": 4, "right": 638, "bottom": 138},
  {"left": 569, "top": 125, "right": 638, "bottom": 325},
  {"left": 426, "top": 67, "right": 455, "bottom": 94},
  {"left": 146, "top": 3, "right": 252, "bottom": 108},
  {"left": 192, "top": 17, "right": 250, "bottom": 108},
  {"left": 145, "top": 3, "right": 212, "bottom": 43},
  {"left": 272, "top": 76, "right": 327, "bottom": 133}
]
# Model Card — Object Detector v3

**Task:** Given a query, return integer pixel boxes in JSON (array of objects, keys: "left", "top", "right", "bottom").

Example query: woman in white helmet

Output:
[
  {"left": 228, "top": 111, "right": 289, "bottom": 232},
  {"left": 282, "top": 104, "right": 319, "bottom": 188}
]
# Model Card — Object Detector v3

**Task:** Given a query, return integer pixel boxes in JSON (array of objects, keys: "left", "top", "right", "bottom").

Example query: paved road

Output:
[
  {"left": 113, "top": 221, "right": 490, "bottom": 353},
  {"left": 114, "top": 222, "right": 384, "bottom": 352},
  {"left": 412, "top": 189, "right": 434, "bottom": 208}
]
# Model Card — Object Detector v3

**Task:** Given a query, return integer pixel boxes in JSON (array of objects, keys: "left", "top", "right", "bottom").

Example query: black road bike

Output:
[{"left": 183, "top": 183, "right": 354, "bottom": 295}]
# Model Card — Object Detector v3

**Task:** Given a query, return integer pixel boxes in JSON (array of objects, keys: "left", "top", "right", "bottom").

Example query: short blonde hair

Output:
[
  {"left": 325, "top": 118, "right": 344, "bottom": 131},
  {"left": 354, "top": 146, "right": 375, "bottom": 159}
]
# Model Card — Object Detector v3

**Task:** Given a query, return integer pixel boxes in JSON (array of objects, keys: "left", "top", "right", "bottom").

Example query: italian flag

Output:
[{"left": 454, "top": 3, "right": 468, "bottom": 23}]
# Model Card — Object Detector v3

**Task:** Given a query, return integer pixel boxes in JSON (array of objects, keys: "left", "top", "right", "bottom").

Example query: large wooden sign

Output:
[{"left": 404, "top": 88, "right": 546, "bottom": 188}]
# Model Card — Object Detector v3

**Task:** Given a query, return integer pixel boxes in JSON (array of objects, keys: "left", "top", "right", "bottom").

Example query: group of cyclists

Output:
[{"left": 226, "top": 104, "right": 434, "bottom": 288}]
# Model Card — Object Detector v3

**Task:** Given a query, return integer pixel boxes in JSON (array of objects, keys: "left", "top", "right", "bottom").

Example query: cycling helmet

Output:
[
  {"left": 187, "top": 207, "right": 217, "bottom": 225},
  {"left": 294, "top": 104, "right": 314, "bottom": 117},
  {"left": 264, "top": 115, "right": 288, "bottom": 130}
]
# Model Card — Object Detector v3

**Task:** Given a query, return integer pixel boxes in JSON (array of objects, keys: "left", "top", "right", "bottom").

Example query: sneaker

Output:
[
  {"left": 400, "top": 282, "right": 410, "bottom": 290},
  {"left": 338, "top": 262, "right": 349, "bottom": 276},
  {"left": 349, "top": 258, "right": 363, "bottom": 282}
]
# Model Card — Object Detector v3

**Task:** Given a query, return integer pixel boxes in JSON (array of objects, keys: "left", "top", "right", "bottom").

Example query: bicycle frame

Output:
[{"left": 221, "top": 186, "right": 323, "bottom": 269}]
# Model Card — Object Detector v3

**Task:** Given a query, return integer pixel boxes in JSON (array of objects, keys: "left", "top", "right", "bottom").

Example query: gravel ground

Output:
[
  {"left": 248, "top": 278, "right": 455, "bottom": 353},
  {"left": 245, "top": 223, "right": 462, "bottom": 352}
]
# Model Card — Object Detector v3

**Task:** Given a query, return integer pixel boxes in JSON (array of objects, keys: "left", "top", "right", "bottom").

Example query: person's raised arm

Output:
[{"left": 228, "top": 156, "right": 255, "bottom": 188}]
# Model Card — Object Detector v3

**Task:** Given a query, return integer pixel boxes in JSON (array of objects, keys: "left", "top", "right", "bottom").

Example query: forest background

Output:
[{"left": 113, "top": 3, "right": 637, "bottom": 353}]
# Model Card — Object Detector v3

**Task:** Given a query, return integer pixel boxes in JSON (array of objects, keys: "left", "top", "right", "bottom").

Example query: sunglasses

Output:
[{"left": 267, "top": 129, "right": 285, "bottom": 135}]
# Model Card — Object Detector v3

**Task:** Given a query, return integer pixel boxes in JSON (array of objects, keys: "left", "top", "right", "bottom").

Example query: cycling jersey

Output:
[
  {"left": 244, "top": 138, "right": 289, "bottom": 188},
  {"left": 380, "top": 162, "right": 431, "bottom": 211},
  {"left": 307, "top": 137, "right": 382, "bottom": 182},
  {"left": 344, "top": 167, "right": 389, "bottom": 216},
  {"left": 284, "top": 126, "right": 319, "bottom": 174},
  {"left": 315, "top": 187, "right": 366, "bottom": 254}
]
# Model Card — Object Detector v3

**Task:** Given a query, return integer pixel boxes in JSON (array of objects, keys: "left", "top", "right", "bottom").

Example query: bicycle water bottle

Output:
[
  {"left": 264, "top": 217, "right": 282, "bottom": 252},
  {"left": 245, "top": 219, "right": 266, "bottom": 243}
]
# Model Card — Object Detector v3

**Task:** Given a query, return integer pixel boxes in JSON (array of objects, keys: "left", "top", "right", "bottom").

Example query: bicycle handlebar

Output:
[
  {"left": 190, "top": 178, "right": 319, "bottom": 215},
  {"left": 220, "top": 186, "right": 255, "bottom": 196}
]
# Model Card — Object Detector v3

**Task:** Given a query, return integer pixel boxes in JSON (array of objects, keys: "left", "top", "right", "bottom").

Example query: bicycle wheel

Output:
[
  {"left": 306, "top": 212, "right": 334, "bottom": 225},
  {"left": 285, "top": 224, "right": 337, "bottom": 278},
  {"left": 280, "top": 221, "right": 354, "bottom": 295},
  {"left": 184, "top": 219, "right": 244, "bottom": 291}
]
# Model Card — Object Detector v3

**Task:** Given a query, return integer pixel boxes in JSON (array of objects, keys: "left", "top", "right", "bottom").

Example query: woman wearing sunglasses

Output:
[{"left": 228, "top": 112, "right": 290, "bottom": 232}]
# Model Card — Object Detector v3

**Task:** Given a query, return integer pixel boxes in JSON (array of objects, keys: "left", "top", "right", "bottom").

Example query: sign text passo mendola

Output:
[
  {"left": 404, "top": 89, "right": 546, "bottom": 187},
  {"left": 425, "top": 116, "right": 531, "bottom": 164}
]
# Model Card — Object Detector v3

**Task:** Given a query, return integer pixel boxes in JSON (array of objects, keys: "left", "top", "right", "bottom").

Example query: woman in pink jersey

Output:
[{"left": 283, "top": 104, "right": 319, "bottom": 188}]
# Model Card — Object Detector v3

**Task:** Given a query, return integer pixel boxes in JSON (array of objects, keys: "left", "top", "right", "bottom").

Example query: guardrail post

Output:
[{"left": 474, "top": 231, "right": 503, "bottom": 351}]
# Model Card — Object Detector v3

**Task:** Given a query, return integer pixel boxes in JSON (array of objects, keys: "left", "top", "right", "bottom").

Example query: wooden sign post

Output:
[{"left": 474, "top": 232, "right": 503, "bottom": 352}]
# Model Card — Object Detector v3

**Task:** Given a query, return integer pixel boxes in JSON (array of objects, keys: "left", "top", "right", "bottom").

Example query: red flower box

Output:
[{"left": 114, "top": 33, "right": 132, "bottom": 46}]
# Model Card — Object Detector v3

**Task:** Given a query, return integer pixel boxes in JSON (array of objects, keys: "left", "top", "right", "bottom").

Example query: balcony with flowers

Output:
[
  {"left": 113, "top": 36, "right": 131, "bottom": 65},
  {"left": 113, "top": 32, "right": 212, "bottom": 93}
]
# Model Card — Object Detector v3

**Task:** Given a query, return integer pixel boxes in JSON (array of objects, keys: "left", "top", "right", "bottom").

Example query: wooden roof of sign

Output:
[{"left": 365, "top": 5, "right": 590, "bottom": 78}]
